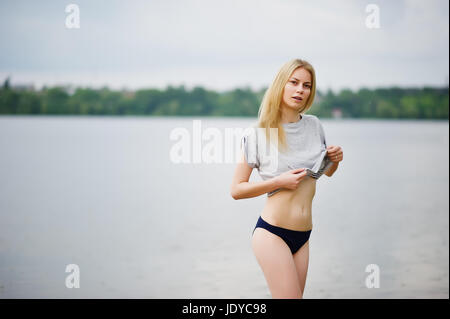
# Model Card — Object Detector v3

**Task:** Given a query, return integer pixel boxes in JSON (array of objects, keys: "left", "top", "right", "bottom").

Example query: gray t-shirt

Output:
[{"left": 240, "top": 114, "right": 331, "bottom": 197}]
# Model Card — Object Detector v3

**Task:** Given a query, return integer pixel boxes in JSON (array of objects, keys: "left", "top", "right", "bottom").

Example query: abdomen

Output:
[{"left": 261, "top": 176, "right": 316, "bottom": 231}]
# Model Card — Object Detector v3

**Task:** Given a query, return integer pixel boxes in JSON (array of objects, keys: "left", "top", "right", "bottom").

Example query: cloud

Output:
[{"left": 0, "top": 0, "right": 448, "bottom": 91}]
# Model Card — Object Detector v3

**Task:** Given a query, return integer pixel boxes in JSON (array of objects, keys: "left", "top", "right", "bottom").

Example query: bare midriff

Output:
[{"left": 260, "top": 176, "right": 316, "bottom": 231}]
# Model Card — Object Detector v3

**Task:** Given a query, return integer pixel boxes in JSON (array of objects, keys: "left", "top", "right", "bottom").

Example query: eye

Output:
[{"left": 290, "top": 81, "right": 297, "bottom": 84}]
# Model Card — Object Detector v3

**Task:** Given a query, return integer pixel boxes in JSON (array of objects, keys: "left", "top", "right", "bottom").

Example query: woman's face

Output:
[{"left": 281, "top": 67, "right": 312, "bottom": 112}]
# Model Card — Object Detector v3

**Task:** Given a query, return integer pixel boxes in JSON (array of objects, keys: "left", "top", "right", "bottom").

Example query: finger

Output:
[
  {"left": 331, "top": 155, "right": 339, "bottom": 161},
  {"left": 328, "top": 153, "right": 336, "bottom": 157},
  {"left": 327, "top": 148, "right": 336, "bottom": 154},
  {"left": 292, "top": 168, "right": 305, "bottom": 174},
  {"left": 297, "top": 171, "right": 307, "bottom": 179}
]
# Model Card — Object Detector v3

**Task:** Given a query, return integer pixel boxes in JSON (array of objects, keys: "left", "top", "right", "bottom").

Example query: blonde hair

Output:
[{"left": 256, "top": 58, "right": 316, "bottom": 152}]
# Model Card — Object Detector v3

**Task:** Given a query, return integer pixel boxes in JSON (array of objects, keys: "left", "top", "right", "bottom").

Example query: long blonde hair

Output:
[{"left": 256, "top": 59, "right": 316, "bottom": 153}]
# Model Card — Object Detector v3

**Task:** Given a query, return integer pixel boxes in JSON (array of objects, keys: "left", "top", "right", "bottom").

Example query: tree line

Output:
[{"left": 0, "top": 78, "right": 448, "bottom": 119}]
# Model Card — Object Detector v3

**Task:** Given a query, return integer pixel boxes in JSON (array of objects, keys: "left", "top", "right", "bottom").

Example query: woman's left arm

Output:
[{"left": 324, "top": 145, "right": 343, "bottom": 177}]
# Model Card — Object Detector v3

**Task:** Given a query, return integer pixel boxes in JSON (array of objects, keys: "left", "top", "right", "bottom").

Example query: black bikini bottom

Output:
[{"left": 253, "top": 216, "right": 312, "bottom": 255}]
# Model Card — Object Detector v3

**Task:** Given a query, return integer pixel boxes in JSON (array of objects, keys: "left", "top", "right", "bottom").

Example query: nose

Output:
[{"left": 296, "top": 86, "right": 304, "bottom": 94}]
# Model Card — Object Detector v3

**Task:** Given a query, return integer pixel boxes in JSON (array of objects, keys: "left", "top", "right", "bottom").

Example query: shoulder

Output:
[
  {"left": 302, "top": 114, "right": 322, "bottom": 129},
  {"left": 241, "top": 123, "right": 262, "bottom": 147},
  {"left": 303, "top": 114, "right": 319, "bottom": 123}
]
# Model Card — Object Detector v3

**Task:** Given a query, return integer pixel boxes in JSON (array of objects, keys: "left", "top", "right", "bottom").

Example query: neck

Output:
[{"left": 280, "top": 109, "right": 302, "bottom": 124}]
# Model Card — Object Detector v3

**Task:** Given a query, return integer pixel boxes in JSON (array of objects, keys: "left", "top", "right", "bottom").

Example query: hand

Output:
[
  {"left": 326, "top": 145, "right": 343, "bottom": 163},
  {"left": 276, "top": 168, "right": 308, "bottom": 190}
]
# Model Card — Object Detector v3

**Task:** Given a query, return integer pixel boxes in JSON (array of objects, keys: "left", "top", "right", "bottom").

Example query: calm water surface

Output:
[{"left": 0, "top": 116, "right": 448, "bottom": 298}]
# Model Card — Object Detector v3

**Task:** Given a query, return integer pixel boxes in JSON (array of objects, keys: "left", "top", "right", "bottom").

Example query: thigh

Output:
[
  {"left": 252, "top": 227, "right": 302, "bottom": 299},
  {"left": 293, "top": 240, "right": 310, "bottom": 294}
]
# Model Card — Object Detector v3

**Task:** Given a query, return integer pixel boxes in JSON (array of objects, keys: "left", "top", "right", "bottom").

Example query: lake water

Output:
[{"left": 0, "top": 116, "right": 448, "bottom": 298}]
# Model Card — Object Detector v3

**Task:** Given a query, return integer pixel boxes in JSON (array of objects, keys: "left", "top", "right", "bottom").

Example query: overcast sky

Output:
[{"left": 0, "top": 0, "right": 448, "bottom": 92}]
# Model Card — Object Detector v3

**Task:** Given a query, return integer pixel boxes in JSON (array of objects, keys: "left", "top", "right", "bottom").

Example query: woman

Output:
[{"left": 230, "top": 58, "right": 343, "bottom": 299}]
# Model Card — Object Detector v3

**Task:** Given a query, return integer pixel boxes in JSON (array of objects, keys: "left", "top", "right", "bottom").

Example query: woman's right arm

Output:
[
  {"left": 230, "top": 153, "right": 307, "bottom": 200},
  {"left": 230, "top": 153, "right": 282, "bottom": 199}
]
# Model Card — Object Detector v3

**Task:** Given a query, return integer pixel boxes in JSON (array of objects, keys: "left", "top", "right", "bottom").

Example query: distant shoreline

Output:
[
  {"left": 0, "top": 114, "right": 449, "bottom": 122},
  {"left": 1, "top": 79, "right": 448, "bottom": 120}
]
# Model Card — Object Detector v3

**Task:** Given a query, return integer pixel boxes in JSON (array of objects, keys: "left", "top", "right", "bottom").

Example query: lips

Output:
[{"left": 292, "top": 96, "right": 303, "bottom": 101}]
